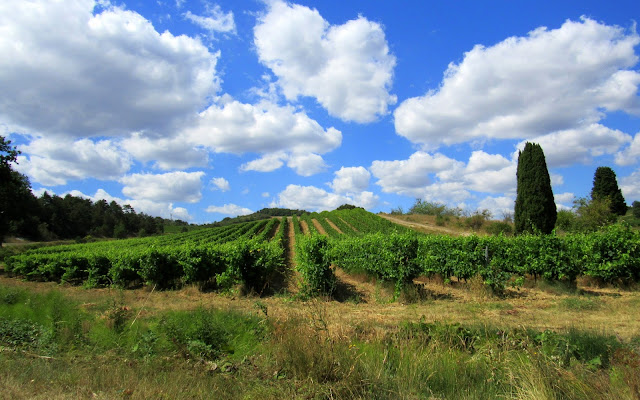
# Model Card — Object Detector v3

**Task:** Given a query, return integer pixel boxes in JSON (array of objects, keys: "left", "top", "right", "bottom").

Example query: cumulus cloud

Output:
[
  {"left": 329, "top": 167, "right": 371, "bottom": 194},
  {"left": 394, "top": 17, "right": 640, "bottom": 149},
  {"left": 184, "top": 4, "right": 235, "bottom": 35},
  {"left": 119, "top": 171, "right": 205, "bottom": 203},
  {"left": 271, "top": 184, "right": 378, "bottom": 211},
  {"left": 516, "top": 124, "right": 631, "bottom": 168},
  {"left": 254, "top": 0, "right": 396, "bottom": 123},
  {"left": 477, "top": 196, "right": 515, "bottom": 219},
  {"left": 0, "top": 0, "right": 219, "bottom": 138},
  {"left": 205, "top": 204, "right": 253, "bottom": 216},
  {"left": 620, "top": 169, "right": 640, "bottom": 200},
  {"left": 65, "top": 188, "right": 193, "bottom": 220},
  {"left": 15, "top": 137, "right": 131, "bottom": 186},
  {"left": 122, "top": 132, "right": 209, "bottom": 170},
  {"left": 185, "top": 99, "right": 341, "bottom": 176},
  {"left": 210, "top": 177, "right": 230, "bottom": 192},
  {"left": 370, "top": 150, "right": 519, "bottom": 204},
  {"left": 615, "top": 132, "right": 640, "bottom": 166}
]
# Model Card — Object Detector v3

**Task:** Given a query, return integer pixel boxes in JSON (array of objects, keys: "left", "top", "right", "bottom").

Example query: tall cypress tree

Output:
[
  {"left": 514, "top": 142, "right": 557, "bottom": 234},
  {"left": 591, "top": 166, "right": 627, "bottom": 216}
]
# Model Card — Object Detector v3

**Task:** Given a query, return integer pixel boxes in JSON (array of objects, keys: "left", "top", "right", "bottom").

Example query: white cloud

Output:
[
  {"left": 254, "top": 0, "right": 396, "bottom": 123},
  {"left": 15, "top": 137, "right": 131, "bottom": 186},
  {"left": 119, "top": 171, "right": 205, "bottom": 203},
  {"left": 205, "top": 204, "right": 253, "bottom": 216},
  {"left": 271, "top": 184, "right": 378, "bottom": 211},
  {"left": 516, "top": 124, "right": 631, "bottom": 168},
  {"left": 184, "top": 4, "right": 235, "bottom": 35},
  {"left": 370, "top": 152, "right": 464, "bottom": 197},
  {"left": 286, "top": 153, "right": 327, "bottom": 176},
  {"left": 0, "top": 0, "right": 219, "bottom": 138},
  {"left": 185, "top": 99, "right": 340, "bottom": 176},
  {"left": 329, "top": 167, "right": 371, "bottom": 194},
  {"left": 620, "top": 169, "right": 640, "bottom": 200},
  {"left": 394, "top": 17, "right": 640, "bottom": 149},
  {"left": 615, "top": 132, "right": 640, "bottom": 166},
  {"left": 66, "top": 188, "right": 193, "bottom": 220},
  {"left": 122, "top": 132, "right": 209, "bottom": 170},
  {"left": 211, "top": 177, "right": 230, "bottom": 192},
  {"left": 240, "top": 152, "right": 286, "bottom": 173},
  {"left": 477, "top": 196, "right": 515, "bottom": 219},
  {"left": 370, "top": 150, "right": 519, "bottom": 205}
]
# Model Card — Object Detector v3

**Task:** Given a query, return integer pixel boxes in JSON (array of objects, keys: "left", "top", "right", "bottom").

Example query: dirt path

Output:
[
  {"left": 311, "top": 219, "right": 327, "bottom": 235},
  {"left": 325, "top": 219, "right": 343, "bottom": 234},
  {"left": 299, "top": 220, "right": 309, "bottom": 235},
  {"left": 379, "top": 214, "right": 470, "bottom": 236},
  {"left": 285, "top": 217, "right": 301, "bottom": 293},
  {"left": 339, "top": 217, "right": 358, "bottom": 233}
]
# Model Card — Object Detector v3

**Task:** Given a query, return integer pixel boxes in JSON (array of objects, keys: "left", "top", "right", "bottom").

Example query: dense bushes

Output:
[{"left": 295, "top": 224, "right": 640, "bottom": 295}]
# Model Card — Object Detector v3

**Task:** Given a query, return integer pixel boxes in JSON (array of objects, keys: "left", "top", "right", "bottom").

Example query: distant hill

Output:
[{"left": 205, "top": 208, "right": 308, "bottom": 227}]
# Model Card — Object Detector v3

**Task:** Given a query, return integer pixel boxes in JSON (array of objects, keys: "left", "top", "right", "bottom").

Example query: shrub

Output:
[{"left": 296, "top": 234, "right": 336, "bottom": 296}]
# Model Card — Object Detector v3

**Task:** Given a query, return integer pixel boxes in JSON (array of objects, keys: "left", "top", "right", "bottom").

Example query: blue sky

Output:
[{"left": 2, "top": 0, "right": 639, "bottom": 223}]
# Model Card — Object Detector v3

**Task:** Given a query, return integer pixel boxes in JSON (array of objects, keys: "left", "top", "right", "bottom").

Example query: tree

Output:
[
  {"left": 514, "top": 142, "right": 557, "bottom": 234},
  {"left": 0, "top": 136, "right": 34, "bottom": 245},
  {"left": 572, "top": 197, "right": 617, "bottom": 232},
  {"left": 633, "top": 201, "right": 640, "bottom": 219},
  {"left": 591, "top": 166, "right": 627, "bottom": 216}
]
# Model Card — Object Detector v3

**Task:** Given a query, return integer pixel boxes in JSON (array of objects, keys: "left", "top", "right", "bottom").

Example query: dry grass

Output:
[{"left": 2, "top": 270, "right": 639, "bottom": 342}]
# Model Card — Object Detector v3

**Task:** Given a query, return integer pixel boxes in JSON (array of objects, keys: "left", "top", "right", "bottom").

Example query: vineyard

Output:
[{"left": 4, "top": 208, "right": 640, "bottom": 297}]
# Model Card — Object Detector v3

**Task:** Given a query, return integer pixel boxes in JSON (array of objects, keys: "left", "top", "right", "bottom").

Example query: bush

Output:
[
  {"left": 485, "top": 221, "right": 513, "bottom": 236},
  {"left": 295, "top": 234, "right": 336, "bottom": 296}
]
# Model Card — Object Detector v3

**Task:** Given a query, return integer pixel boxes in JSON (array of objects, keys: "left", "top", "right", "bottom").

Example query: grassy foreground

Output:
[{"left": 1, "top": 278, "right": 640, "bottom": 400}]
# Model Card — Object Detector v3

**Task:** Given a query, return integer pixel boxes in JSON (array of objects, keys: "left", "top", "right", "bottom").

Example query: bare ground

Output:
[{"left": 379, "top": 213, "right": 471, "bottom": 236}]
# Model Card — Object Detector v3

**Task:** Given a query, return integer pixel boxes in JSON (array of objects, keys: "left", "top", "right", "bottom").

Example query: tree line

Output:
[{"left": 1, "top": 136, "right": 166, "bottom": 245}]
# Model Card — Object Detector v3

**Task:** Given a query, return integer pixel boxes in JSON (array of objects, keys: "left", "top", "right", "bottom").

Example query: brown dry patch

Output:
[
  {"left": 299, "top": 220, "right": 309, "bottom": 235},
  {"left": 325, "top": 218, "right": 343, "bottom": 234},
  {"left": 311, "top": 219, "right": 327, "bottom": 235},
  {"left": 1, "top": 271, "right": 639, "bottom": 341},
  {"left": 379, "top": 213, "right": 470, "bottom": 236}
]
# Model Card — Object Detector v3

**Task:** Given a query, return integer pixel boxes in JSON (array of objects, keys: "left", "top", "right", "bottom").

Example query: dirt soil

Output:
[{"left": 379, "top": 213, "right": 471, "bottom": 236}]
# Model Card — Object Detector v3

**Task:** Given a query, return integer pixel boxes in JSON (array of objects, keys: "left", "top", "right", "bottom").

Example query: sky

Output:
[{"left": 2, "top": 0, "right": 640, "bottom": 223}]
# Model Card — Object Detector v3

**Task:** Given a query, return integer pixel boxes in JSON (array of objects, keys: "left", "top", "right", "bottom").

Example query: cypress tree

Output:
[
  {"left": 514, "top": 142, "right": 557, "bottom": 234},
  {"left": 591, "top": 166, "right": 627, "bottom": 216}
]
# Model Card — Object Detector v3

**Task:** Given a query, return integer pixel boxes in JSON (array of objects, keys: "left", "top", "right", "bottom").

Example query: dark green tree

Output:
[
  {"left": 633, "top": 201, "right": 640, "bottom": 219},
  {"left": 514, "top": 142, "right": 557, "bottom": 234},
  {"left": 0, "top": 136, "right": 35, "bottom": 245},
  {"left": 590, "top": 166, "right": 627, "bottom": 216}
]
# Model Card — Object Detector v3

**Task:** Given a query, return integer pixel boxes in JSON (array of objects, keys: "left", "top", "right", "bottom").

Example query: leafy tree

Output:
[
  {"left": 514, "top": 142, "right": 557, "bottom": 234},
  {"left": 633, "top": 201, "right": 640, "bottom": 219},
  {"left": 0, "top": 136, "right": 35, "bottom": 245},
  {"left": 591, "top": 166, "right": 627, "bottom": 216},
  {"left": 572, "top": 197, "right": 617, "bottom": 232}
]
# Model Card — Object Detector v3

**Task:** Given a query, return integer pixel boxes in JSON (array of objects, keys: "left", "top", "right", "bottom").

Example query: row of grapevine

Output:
[
  {"left": 297, "top": 224, "right": 640, "bottom": 295},
  {"left": 5, "top": 219, "right": 286, "bottom": 291}
]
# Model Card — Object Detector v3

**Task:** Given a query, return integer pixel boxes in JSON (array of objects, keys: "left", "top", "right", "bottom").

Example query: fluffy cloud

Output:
[
  {"left": 15, "top": 137, "right": 131, "bottom": 186},
  {"left": 477, "top": 196, "right": 515, "bottom": 219},
  {"left": 370, "top": 150, "right": 519, "bottom": 204},
  {"left": 272, "top": 184, "right": 379, "bottom": 211},
  {"left": 210, "top": 177, "right": 230, "bottom": 192},
  {"left": 120, "top": 171, "right": 205, "bottom": 203},
  {"left": 394, "top": 17, "right": 640, "bottom": 148},
  {"left": 184, "top": 4, "right": 235, "bottom": 35},
  {"left": 66, "top": 188, "right": 193, "bottom": 220},
  {"left": 0, "top": 0, "right": 219, "bottom": 138},
  {"left": 516, "top": 124, "right": 631, "bottom": 168},
  {"left": 121, "top": 133, "right": 209, "bottom": 170},
  {"left": 185, "top": 99, "right": 340, "bottom": 175},
  {"left": 329, "top": 167, "right": 371, "bottom": 194},
  {"left": 254, "top": 1, "right": 396, "bottom": 123},
  {"left": 615, "top": 132, "right": 640, "bottom": 166},
  {"left": 620, "top": 169, "right": 640, "bottom": 200},
  {"left": 370, "top": 152, "right": 465, "bottom": 198},
  {"left": 205, "top": 204, "right": 253, "bottom": 216}
]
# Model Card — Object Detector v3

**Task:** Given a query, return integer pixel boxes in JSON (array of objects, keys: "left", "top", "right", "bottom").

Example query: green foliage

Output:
[
  {"left": 632, "top": 201, "right": 640, "bottom": 219},
  {"left": 555, "top": 209, "right": 577, "bottom": 232},
  {"left": 515, "top": 142, "right": 557, "bottom": 234},
  {"left": 485, "top": 221, "right": 513, "bottom": 236},
  {"left": 295, "top": 234, "right": 336, "bottom": 296},
  {"left": 409, "top": 199, "right": 462, "bottom": 217},
  {"left": 591, "top": 166, "right": 627, "bottom": 216},
  {"left": 572, "top": 197, "right": 617, "bottom": 232},
  {"left": 465, "top": 209, "right": 491, "bottom": 231}
]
